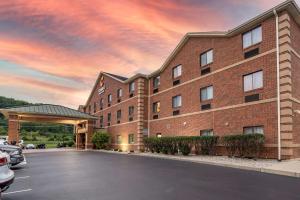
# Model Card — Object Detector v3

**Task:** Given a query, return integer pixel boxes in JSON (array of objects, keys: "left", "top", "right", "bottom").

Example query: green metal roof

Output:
[{"left": 0, "top": 104, "right": 97, "bottom": 119}]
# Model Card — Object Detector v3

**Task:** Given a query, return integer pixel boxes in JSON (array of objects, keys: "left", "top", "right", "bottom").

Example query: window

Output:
[
  {"left": 128, "top": 106, "right": 134, "bottom": 116},
  {"left": 243, "top": 71, "right": 263, "bottom": 92},
  {"left": 107, "top": 113, "right": 111, "bottom": 122},
  {"left": 243, "top": 126, "right": 264, "bottom": 135},
  {"left": 153, "top": 76, "right": 160, "bottom": 88},
  {"left": 172, "top": 65, "right": 182, "bottom": 78},
  {"left": 153, "top": 102, "right": 160, "bottom": 113},
  {"left": 200, "top": 49, "right": 213, "bottom": 66},
  {"left": 172, "top": 95, "right": 182, "bottom": 108},
  {"left": 129, "top": 82, "right": 135, "bottom": 93},
  {"left": 117, "top": 89, "right": 122, "bottom": 98},
  {"left": 200, "top": 129, "right": 213, "bottom": 136},
  {"left": 88, "top": 105, "right": 91, "bottom": 114},
  {"left": 100, "top": 98, "right": 104, "bottom": 109},
  {"left": 93, "top": 102, "right": 96, "bottom": 113},
  {"left": 117, "top": 135, "right": 122, "bottom": 144},
  {"left": 117, "top": 110, "right": 122, "bottom": 120},
  {"left": 156, "top": 133, "right": 162, "bottom": 138},
  {"left": 243, "top": 26, "right": 262, "bottom": 48},
  {"left": 128, "top": 134, "right": 134, "bottom": 144},
  {"left": 100, "top": 116, "right": 103, "bottom": 127},
  {"left": 108, "top": 94, "right": 112, "bottom": 103},
  {"left": 200, "top": 86, "right": 213, "bottom": 101}
]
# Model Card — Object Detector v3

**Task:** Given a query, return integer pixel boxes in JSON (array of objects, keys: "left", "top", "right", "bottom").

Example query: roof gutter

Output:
[{"left": 273, "top": 9, "right": 281, "bottom": 161}]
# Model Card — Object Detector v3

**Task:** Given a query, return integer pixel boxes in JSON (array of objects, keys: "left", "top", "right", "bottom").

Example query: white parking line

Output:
[
  {"left": 2, "top": 188, "right": 32, "bottom": 195},
  {"left": 15, "top": 176, "right": 30, "bottom": 180}
]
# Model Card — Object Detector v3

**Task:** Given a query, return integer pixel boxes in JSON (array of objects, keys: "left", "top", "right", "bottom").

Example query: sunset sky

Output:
[{"left": 0, "top": 0, "right": 297, "bottom": 108}]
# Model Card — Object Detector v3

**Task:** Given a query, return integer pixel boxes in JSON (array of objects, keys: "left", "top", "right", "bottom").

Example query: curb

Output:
[{"left": 90, "top": 150, "right": 300, "bottom": 178}]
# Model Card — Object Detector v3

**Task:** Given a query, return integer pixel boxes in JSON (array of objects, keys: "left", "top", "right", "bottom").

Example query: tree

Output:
[
  {"left": 92, "top": 131, "right": 110, "bottom": 149},
  {"left": 0, "top": 126, "right": 6, "bottom": 135}
]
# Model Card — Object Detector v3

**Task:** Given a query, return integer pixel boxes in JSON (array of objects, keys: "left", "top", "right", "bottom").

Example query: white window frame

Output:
[
  {"left": 153, "top": 102, "right": 160, "bottom": 113},
  {"left": 172, "top": 95, "right": 182, "bottom": 108},
  {"left": 128, "top": 134, "right": 134, "bottom": 144},
  {"left": 128, "top": 106, "right": 134, "bottom": 116},
  {"left": 108, "top": 94, "right": 112, "bottom": 103},
  {"left": 243, "top": 26, "right": 262, "bottom": 49},
  {"left": 243, "top": 71, "right": 263, "bottom": 92},
  {"left": 153, "top": 76, "right": 160, "bottom": 88},
  {"left": 200, "top": 49, "right": 213, "bottom": 66},
  {"left": 243, "top": 126, "right": 264, "bottom": 135},
  {"left": 129, "top": 82, "right": 135, "bottom": 93},
  {"left": 117, "top": 110, "right": 121, "bottom": 120},
  {"left": 200, "top": 86, "right": 213, "bottom": 101},
  {"left": 173, "top": 65, "right": 182, "bottom": 79},
  {"left": 200, "top": 129, "right": 214, "bottom": 136},
  {"left": 117, "top": 88, "right": 122, "bottom": 98},
  {"left": 117, "top": 135, "right": 122, "bottom": 144}
]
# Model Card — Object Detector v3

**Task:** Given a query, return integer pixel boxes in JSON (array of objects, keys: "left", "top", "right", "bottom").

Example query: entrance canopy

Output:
[{"left": 0, "top": 104, "right": 97, "bottom": 148}]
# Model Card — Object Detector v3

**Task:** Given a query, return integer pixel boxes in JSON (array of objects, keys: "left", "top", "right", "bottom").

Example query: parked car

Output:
[
  {"left": 36, "top": 144, "right": 46, "bottom": 149},
  {"left": 19, "top": 140, "right": 25, "bottom": 149},
  {"left": 26, "top": 144, "right": 35, "bottom": 149},
  {"left": 0, "top": 140, "right": 27, "bottom": 167},
  {"left": 0, "top": 151, "right": 14, "bottom": 192},
  {"left": 57, "top": 143, "right": 67, "bottom": 148}
]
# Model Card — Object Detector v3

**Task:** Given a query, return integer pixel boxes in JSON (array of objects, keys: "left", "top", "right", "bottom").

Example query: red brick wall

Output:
[
  {"left": 149, "top": 16, "right": 276, "bottom": 93},
  {"left": 290, "top": 15, "right": 300, "bottom": 157}
]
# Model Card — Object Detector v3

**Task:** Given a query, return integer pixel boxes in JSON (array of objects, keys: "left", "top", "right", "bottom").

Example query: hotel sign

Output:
[{"left": 98, "top": 76, "right": 105, "bottom": 95}]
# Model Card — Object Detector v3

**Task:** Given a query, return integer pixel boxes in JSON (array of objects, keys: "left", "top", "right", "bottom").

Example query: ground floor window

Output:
[
  {"left": 200, "top": 129, "right": 213, "bottom": 136},
  {"left": 117, "top": 135, "right": 122, "bottom": 144},
  {"left": 128, "top": 134, "right": 134, "bottom": 144},
  {"left": 243, "top": 126, "right": 264, "bottom": 134}
]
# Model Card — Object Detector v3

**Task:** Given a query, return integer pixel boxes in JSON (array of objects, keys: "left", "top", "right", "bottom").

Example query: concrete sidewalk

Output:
[
  {"left": 23, "top": 148, "right": 78, "bottom": 154},
  {"left": 92, "top": 150, "right": 300, "bottom": 178},
  {"left": 135, "top": 152, "right": 300, "bottom": 178}
]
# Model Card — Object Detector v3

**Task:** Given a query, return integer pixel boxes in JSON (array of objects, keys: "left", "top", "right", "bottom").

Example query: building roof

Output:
[
  {"left": 0, "top": 104, "right": 97, "bottom": 120},
  {"left": 104, "top": 72, "right": 128, "bottom": 81},
  {"left": 83, "top": 0, "right": 300, "bottom": 107}
]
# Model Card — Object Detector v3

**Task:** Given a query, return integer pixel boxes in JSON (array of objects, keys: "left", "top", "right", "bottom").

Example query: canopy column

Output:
[{"left": 8, "top": 114, "right": 20, "bottom": 145}]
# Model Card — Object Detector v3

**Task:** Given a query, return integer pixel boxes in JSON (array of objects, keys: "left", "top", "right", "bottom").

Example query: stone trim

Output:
[
  {"left": 278, "top": 12, "right": 293, "bottom": 157},
  {"left": 150, "top": 48, "right": 276, "bottom": 97},
  {"left": 136, "top": 78, "right": 145, "bottom": 151},
  {"left": 149, "top": 98, "right": 277, "bottom": 122}
]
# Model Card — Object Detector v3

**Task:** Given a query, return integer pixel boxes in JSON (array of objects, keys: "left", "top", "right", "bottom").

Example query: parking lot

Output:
[{"left": 3, "top": 151, "right": 300, "bottom": 200}]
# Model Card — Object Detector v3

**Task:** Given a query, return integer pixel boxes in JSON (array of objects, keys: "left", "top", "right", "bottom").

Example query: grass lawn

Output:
[{"left": 23, "top": 135, "right": 73, "bottom": 149}]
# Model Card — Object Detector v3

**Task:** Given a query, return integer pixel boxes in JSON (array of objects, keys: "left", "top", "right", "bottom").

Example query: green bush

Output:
[
  {"left": 92, "top": 131, "right": 110, "bottom": 149},
  {"left": 177, "top": 137, "right": 193, "bottom": 156},
  {"left": 223, "top": 134, "right": 264, "bottom": 159},
  {"left": 67, "top": 141, "right": 74, "bottom": 147},
  {"left": 194, "top": 136, "right": 219, "bottom": 155}
]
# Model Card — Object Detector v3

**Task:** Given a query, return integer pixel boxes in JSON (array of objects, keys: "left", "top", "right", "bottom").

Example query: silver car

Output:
[
  {"left": 0, "top": 140, "right": 26, "bottom": 167},
  {"left": 0, "top": 151, "right": 14, "bottom": 192}
]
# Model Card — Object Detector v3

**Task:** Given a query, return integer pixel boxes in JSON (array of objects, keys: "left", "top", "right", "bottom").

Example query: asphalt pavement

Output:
[{"left": 3, "top": 151, "right": 300, "bottom": 200}]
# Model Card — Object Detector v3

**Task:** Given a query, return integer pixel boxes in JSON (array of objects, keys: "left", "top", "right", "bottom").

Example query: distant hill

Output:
[
  {"left": 0, "top": 96, "right": 72, "bottom": 135},
  {"left": 0, "top": 96, "right": 32, "bottom": 109}
]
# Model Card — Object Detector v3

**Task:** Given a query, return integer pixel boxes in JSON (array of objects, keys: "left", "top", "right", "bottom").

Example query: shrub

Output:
[
  {"left": 22, "top": 136, "right": 30, "bottom": 141},
  {"left": 92, "top": 131, "right": 110, "bottom": 149},
  {"left": 223, "top": 134, "right": 264, "bottom": 159},
  {"left": 194, "top": 136, "right": 219, "bottom": 155},
  {"left": 177, "top": 137, "right": 193, "bottom": 156},
  {"left": 67, "top": 141, "right": 74, "bottom": 147}
]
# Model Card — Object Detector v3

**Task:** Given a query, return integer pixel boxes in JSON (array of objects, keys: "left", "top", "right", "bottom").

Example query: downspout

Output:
[
  {"left": 147, "top": 79, "right": 151, "bottom": 137},
  {"left": 273, "top": 9, "right": 281, "bottom": 161}
]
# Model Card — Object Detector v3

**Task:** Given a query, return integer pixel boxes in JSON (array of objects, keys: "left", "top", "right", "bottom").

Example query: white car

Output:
[
  {"left": 0, "top": 151, "right": 14, "bottom": 192},
  {"left": 26, "top": 144, "right": 35, "bottom": 149}
]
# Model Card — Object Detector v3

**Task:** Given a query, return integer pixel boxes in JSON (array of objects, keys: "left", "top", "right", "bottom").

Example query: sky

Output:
[{"left": 0, "top": 0, "right": 297, "bottom": 108}]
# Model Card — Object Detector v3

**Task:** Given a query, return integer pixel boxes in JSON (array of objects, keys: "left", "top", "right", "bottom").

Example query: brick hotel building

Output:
[{"left": 79, "top": 0, "right": 300, "bottom": 159}]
